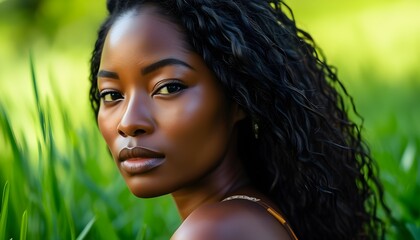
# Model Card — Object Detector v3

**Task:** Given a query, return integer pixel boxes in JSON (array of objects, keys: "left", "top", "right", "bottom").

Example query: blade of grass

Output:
[
  {"left": 0, "top": 104, "right": 22, "bottom": 161},
  {"left": 29, "top": 52, "right": 46, "bottom": 142},
  {"left": 76, "top": 216, "right": 96, "bottom": 240},
  {"left": 0, "top": 181, "right": 10, "bottom": 239},
  {"left": 135, "top": 224, "right": 148, "bottom": 240},
  {"left": 400, "top": 141, "right": 416, "bottom": 172},
  {"left": 63, "top": 200, "right": 76, "bottom": 240},
  {"left": 19, "top": 210, "right": 28, "bottom": 240}
]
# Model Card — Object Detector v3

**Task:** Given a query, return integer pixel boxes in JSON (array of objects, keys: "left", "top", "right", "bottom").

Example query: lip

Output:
[{"left": 118, "top": 147, "right": 165, "bottom": 174}]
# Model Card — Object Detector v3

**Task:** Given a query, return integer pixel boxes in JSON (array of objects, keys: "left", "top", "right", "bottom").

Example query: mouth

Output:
[{"left": 118, "top": 147, "right": 165, "bottom": 175}]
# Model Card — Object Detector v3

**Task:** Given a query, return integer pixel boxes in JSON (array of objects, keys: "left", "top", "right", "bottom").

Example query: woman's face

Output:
[{"left": 97, "top": 8, "right": 243, "bottom": 198}]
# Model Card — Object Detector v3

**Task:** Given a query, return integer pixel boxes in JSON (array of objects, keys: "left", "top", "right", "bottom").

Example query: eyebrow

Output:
[
  {"left": 97, "top": 70, "right": 119, "bottom": 79},
  {"left": 141, "top": 58, "right": 195, "bottom": 75},
  {"left": 97, "top": 58, "right": 194, "bottom": 80}
]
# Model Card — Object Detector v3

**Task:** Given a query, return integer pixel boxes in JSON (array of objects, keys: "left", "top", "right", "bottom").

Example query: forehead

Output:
[{"left": 105, "top": 6, "right": 190, "bottom": 58}]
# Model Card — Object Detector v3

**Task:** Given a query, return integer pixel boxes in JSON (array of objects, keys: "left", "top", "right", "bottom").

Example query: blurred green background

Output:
[{"left": 0, "top": 0, "right": 419, "bottom": 239}]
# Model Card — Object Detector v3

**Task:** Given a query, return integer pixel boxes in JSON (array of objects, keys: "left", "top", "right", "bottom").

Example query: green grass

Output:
[
  {"left": 1, "top": 1, "right": 419, "bottom": 239},
  {"left": 355, "top": 80, "right": 420, "bottom": 240},
  {"left": 0, "top": 58, "right": 180, "bottom": 239}
]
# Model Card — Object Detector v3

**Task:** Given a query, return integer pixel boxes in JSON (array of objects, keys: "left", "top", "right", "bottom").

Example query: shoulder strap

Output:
[{"left": 223, "top": 195, "right": 298, "bottom": 240}]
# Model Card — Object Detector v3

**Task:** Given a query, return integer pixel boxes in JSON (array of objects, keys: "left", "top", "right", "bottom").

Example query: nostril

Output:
[
  {"left": 118, "top": 129, "right": 127, "bottom": 137},
  {"left": 133, "top": 129, "right": 146, "bottom": 136},
  {"left": 118, "top": 128, "right": 146, "bottom": 137}
]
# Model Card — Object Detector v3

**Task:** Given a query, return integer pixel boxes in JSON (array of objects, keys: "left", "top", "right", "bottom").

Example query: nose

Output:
[{"left": 117, "top": 94, "right": 154, "bottom": 137}]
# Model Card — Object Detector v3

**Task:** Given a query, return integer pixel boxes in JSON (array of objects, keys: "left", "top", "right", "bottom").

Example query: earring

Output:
[{"left": 252, "top": 120, "right": 259, "bottom": 139}]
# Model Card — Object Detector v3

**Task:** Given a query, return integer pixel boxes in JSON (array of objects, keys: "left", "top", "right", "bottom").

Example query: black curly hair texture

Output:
[{"left": 89, "top": 0, "right": 389, "bottom": 239}]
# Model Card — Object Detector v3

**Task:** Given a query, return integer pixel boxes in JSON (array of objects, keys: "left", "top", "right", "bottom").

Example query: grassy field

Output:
[{"left": 1, "top": 0, "right": 419, "bottom": 239}]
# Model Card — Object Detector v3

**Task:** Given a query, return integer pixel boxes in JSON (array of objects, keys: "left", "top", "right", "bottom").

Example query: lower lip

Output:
[{"left": 120, "top": 158, "right": 165, "bottom": 175}]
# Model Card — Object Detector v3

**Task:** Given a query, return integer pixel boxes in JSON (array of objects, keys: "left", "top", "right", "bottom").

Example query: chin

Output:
[
  {"left": 129, "top": 187, "right": 164, "bottom": 199},
  {"left": 125, "top": 177, "right": 173, "bottom": 198}
]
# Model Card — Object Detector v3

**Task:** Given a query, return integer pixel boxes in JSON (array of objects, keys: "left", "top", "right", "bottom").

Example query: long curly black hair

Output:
[{"left": 89, "top": 0, "right": 389, "bottom": 239}]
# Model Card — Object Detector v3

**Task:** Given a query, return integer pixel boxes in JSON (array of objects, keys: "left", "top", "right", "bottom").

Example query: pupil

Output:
[
  {"left": 167, "top": 85, "right": 180, "bottom": 93},
  {"left": 111, "top": 92, "right": 120, "bottom": 100}
]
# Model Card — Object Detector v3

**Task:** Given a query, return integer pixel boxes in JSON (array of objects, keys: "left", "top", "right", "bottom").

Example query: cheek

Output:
[
  {"left": 156, "top": 87, "right": 232, "bottom": 167},
  {"left": 98, "top": 107, "right": 120, "bottom": 159}
]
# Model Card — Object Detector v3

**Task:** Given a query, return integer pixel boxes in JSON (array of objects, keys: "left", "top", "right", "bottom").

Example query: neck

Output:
[{"left": 171, "top": 154, "right": 249, "bottom": 220}]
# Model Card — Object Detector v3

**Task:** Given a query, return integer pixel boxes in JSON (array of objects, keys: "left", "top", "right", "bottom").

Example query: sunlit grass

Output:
[
  {"left": 0, "top": 59, "right": 180, "bottom": 239},
  {"left": 1, "top": 1, "right": 419, "bottom": 239}
]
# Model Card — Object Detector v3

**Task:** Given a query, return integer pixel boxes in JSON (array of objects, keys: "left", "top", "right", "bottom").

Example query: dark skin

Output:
[{"left": 97, "top": 7, "right": 291, "bottom": 240}]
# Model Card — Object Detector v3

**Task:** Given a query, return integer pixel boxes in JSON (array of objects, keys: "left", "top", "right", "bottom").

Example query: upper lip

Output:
[{"left": 118, "top": 147, "right": 165, "bottom": 162}]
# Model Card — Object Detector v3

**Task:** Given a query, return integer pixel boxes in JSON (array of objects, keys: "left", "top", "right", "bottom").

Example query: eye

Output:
[
  {"left": 99, "top": 90, "right": 124, "bottom": 103},
  {"left": 154, "top": 81, "right": 187, "bottom": 95}
]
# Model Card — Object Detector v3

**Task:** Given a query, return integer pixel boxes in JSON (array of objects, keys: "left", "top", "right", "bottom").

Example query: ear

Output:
[{"left": 231, "top": 103, "right": 246, "bottom": 124}]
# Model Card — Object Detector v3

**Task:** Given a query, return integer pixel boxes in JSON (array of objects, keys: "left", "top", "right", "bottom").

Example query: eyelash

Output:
[
  {"left": 98, "top": 90, "right": 124, "bottom": 103},
  {"left": 98, "top": 81, "right": 187, "bottom": 103},
  {"left": 153, "top": 80, "right": 187, "bottom": 96}
]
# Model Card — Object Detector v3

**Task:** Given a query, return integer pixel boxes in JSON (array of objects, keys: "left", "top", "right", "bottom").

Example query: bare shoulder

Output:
[{"left": 171, "top": 199, "right": 292, "bottom": 240}]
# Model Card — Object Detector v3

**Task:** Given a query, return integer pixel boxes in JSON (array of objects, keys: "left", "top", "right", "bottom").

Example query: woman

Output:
[{"left": 89, "top": 0, "right": 388, "bottom": 239}]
